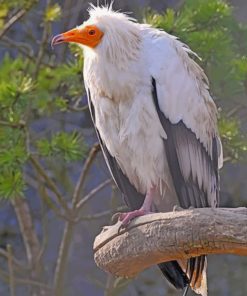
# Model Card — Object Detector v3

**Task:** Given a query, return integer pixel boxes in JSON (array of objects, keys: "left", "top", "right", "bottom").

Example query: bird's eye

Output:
[{"left": 88, "top": 29, "right": 96, "bottom": 36}]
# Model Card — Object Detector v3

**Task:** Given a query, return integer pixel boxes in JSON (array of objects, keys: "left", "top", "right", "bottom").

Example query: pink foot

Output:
[
  {"left": 114, "top": 186, "right": 156, "bottom": 232},
  {"left": 119, "top": 208, "right": 152, "bottom": 226}
]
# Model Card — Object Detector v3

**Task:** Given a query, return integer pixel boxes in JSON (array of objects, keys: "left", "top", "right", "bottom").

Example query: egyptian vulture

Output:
[{"left": 52, "top": 5, "right": 223, "bottom": 296}]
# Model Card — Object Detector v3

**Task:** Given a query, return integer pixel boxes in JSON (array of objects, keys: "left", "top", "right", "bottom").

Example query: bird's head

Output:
[{"left": 52, "top": 4, "right": 141, "bottom": 66}]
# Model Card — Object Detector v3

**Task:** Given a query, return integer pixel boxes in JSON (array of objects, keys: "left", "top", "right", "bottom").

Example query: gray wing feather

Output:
[
  {"left": 86, "top": 88, "right": 145, "bottom": 210},
  {"left": 152, "top": 77, "right": 219, "bottom": 290},
  {"left": 152, "top": 78, "right": 219, "bottom": 209}
]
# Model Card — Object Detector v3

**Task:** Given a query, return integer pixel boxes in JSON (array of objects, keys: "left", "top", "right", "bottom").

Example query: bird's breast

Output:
[
  {"left": 92, "top": 87, "right": 168, "bottom": 194},
  {"left": 84, "top": 53, "right": 146, "bottom": 103}
]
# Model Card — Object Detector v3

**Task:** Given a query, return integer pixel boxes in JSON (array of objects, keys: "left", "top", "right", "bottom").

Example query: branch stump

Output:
[{"left": 93, "top": 208, "right": 247, "bottom": 278}]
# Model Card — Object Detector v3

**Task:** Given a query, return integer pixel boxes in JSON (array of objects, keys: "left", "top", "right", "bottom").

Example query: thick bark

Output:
[
  {"left": 11, "top": 197, "right": 47, "bottom": 295},
  {"left": 11, "top": 198, "right": 41, "bottom": 271},
  {"left": 94, "top": 208, "right": 247, "bottom": 278}
]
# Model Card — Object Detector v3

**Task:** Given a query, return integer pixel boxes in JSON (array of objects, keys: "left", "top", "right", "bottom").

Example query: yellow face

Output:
[{"left": 52, "top": 24, "right": 104, "bottom": 48}]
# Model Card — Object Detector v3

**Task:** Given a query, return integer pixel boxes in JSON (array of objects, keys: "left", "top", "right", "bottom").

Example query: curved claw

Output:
[
  {"left": 111, "top": 212, "right": 122, "bottom": 224},
  {"left": 113, "top": 208, "right": 153, "bottom": 234},
  {"left": 117, "top": 222, "right": 129, "bottom": 234}
]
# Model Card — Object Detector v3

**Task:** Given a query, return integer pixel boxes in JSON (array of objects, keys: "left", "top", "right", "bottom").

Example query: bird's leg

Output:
[{"left": 118, "top": 186, "right": 156, "bottom": 226}]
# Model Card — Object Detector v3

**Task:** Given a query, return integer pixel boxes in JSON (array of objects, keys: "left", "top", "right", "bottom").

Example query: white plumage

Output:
[
  {"left": 52, "top": 5, "right": 223, "bottom": 296},
  {"left": 83, "top": 6, "right": 222, "bottom": 201}
]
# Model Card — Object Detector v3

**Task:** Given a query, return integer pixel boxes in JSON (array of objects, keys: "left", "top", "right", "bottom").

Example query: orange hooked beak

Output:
[{"left": 51, "top": 25, "right": 104, "bottom": 48}]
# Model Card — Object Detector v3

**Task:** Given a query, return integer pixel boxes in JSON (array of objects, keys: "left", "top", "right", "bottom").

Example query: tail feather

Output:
[
  {"left": 158, "top": 261, "right": 189, "bottom": 290},
  {"left": 159, "top": 257, "right": 208, "bottom": 296},
  {"left": 191, "top": 257, "right": 208, "bottom": 296},
  {"left": 179, "top": 256, "right": 208, "bottom": 296}
]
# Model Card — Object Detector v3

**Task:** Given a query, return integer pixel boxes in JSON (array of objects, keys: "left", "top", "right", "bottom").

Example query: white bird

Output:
[{"left": 52, "top": 5, "right": 223, "bottom": 296}]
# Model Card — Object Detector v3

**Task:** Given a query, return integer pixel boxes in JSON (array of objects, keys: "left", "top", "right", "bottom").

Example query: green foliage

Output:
[
  {"left": 35, "top": 61, "right": 83, "bottom": 114},
  {"left": 0, "top": 0, "right": 31, "bottom": 11},
  {"left": 44, "top": 4, "right": 61, "bottom": 22},
  {"left": 0, "top": 6, "right": 8, "bottom": 28},
  {"left": 0, "top": 142, "right": 27, "bottom": 169},
  {"left": 145, "top": 0, "right": 247, "bottom": 99},
  {"left": 0, "top": 125, "right": 27, "bottom": 198},
  {"left": 37, "top": 132, "right": 87, "bottom": 162},
  {"left": 219, "top": 116, "right": 247, "bottom": 161},
  {"left": 0, "top": 56, "right": 33, "bottom": 122},
  {"left": 0, "top": 1, "right": 86, "bottom": 199},
  {"left": 0, "top": 51, "right": 86, "bottom": 198},
  {"left": 145, "top": 0, "right": 247, "bottom": 162},
  {"left": 0, "top": 170, "right": 25, "bottom": 199},
  {"left": 144, "top": 8, "right": 175, "bottom": 31},
  {"left": 233, "top": 56, "right": 247, "bottom": 81}
]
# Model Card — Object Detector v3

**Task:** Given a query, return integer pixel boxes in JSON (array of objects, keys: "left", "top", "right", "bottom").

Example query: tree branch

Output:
[
  {"left": 0, "top": 249, "right": 27, "bottom": 271},
  {"left": 0, "top": 9, "right": 27, "bottom": 39},
  {"left": 0, "top": 1, "right": 37, "bottom": 39},
  {"left": 11, "top": 197, "right": 46, "bottom": 295},
  {"left": 0, "top": 36, "right": 54, "bottom": 68},
  {"left": 0, "top": 268, "right": 52, "bottom": 291},
  {"left": 53, "top": 222, "right": 74, "bottom": 296},
  {"left": 7, "top": 245, "right": 15, "bottom": 296},
  {"left": 0, "top": 120, "right": 25, "bottom": 129},
  {"left": 72, "top": 142, "right": 101, "bottom": 208},
  {"left": 29, "top": 155, "right": 69, "bottom": 213},
  {"left": 94, "top": 208, "right": 247, "bottom": 278},
  {"left": 33, "top": 0, "right": 51, "bottom": 78},
  {"left": 11, "top": 198, "right": 41, "bottom": 270},
  {"left": 53, "top": 143, "right": 101, "bottom": 296},
  {"left": 75, "top": 178, "right": 112, "bottom": 210}
]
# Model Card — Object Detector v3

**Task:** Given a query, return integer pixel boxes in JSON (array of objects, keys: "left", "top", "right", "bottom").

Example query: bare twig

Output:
[
  {"left": 53, "top": 222, "right": 74, "bottom": 296},
  {"left": 25, "top": 172, "right": 76, "bottom": 224},
  {"left": 104, "top": 275, "right": 131, "bottom": 296},
  {"left": 223, "top": 156, "right": 232, "bottom": 163},
  {"left": 1, "top": 35, "right": 34, "bottom": 55},
  {"left": 226, "top": 104, "right": 242, "bottom": 117},
  {"left": 11, "top": 197, "right": 44, "bottom": 296},
  {"left": 76, "top": 179, "right": 112, "bottom": 210},
  {"left": 33, "top": 0, "right": 52, "bottom": 78},
  {"left": 0, "top": 120, "right": 25, "bottom": 129},
  {"left": 78, "top": 206, "right": 125, "bottom": 222},
  {"left": 0, "top": 249, "right": 27, "bottom": 271},
  {"left": 72, "top": 143, "right": 101, "bottom": 207},
  {"left": 0, "top": 36, "right": 54, "bottom": 68},
  {"left": 58, "top": 0, "right": 84, "bottom": 61},
  {"left": 0, "top": 268, "right": 52, "bottom": 291},
  {"left": 7, "top": 245, "right": 15, "bottom": 296},
  {"left": 11, "top": 198, "right": 40, "bottom": 270},
  {"left": 0, "top": 9, "right": 27, "bottom": 39},
  {"left": 20, "top": 0, "right": 51, "bottom": 131},
  {"left": 29, "top": 155, "right": 69, "bottom": 212},
  {"left": 37, "top": 176, "right": 67, "bottom": 219}
]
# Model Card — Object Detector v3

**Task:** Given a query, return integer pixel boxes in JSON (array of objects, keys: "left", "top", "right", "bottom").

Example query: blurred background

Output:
[{"left": 0, "top": 0, "right": 246, "bottom": 295}]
